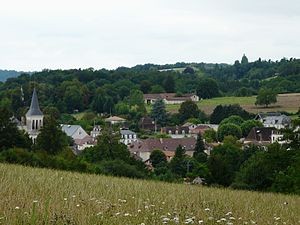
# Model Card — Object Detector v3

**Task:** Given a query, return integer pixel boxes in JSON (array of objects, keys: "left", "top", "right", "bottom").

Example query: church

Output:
[{"left": 18, "top": 88, "right": 44, "bottom": 143}]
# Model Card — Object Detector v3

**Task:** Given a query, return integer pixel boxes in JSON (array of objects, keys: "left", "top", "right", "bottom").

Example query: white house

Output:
[
  {"left": 61, "top": 125, "right": 95, "bottom": 151},
  {"left": 90, "top": 125, "right": 101, "bottom": 139},
  {"left": 255, "top": 112, "right": 291, "bottom": 129},
  {"left": 144, "top": 93, "right": 199, "bottom": 105},
  {"left": 120, "top": 129, "right": 137, "bottom": 145}
]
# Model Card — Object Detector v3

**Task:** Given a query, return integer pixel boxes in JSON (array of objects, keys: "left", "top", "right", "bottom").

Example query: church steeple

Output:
[{"left": 26, "top": 88, "right": 43, "bottom": 116}]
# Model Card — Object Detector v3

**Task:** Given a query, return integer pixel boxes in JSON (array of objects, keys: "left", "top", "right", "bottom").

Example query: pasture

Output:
[
  {"left": 146, "top": 93, "right": 300, "bottom": 115},
  {"left": 0, "top": 163, "right": 300, "bottom": 224}
]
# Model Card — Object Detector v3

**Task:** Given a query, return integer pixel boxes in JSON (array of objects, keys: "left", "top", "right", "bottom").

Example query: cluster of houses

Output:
[{"left": 16, "top": 89, "right": 293, "bottom": 165}]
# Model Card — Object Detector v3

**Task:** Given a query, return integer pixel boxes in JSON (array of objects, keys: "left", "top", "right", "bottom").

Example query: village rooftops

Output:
[
  {"left": 105, "top": 116, "right": 126, "bottom": 123},
  {"left": 129, "top": 137, "right": 196, "bottom": 153},
  {"left": 244, "top": 127, "right": 280, "bottom": 144}
]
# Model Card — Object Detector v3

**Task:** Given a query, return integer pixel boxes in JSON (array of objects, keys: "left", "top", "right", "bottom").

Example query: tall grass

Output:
[{"left": 0, "top": 163, "right": 299, "bottom": 224}]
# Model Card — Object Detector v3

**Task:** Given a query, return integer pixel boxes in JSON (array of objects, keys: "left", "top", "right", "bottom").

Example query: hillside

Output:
[
  {"left": 1, "top": 163, "right": 299, "bottom": 224},
  {"left": 0, "top": 69, "right": 22, "bottom": 82},
  {"left": 146, "top": 93, "right": 300, "bottom": 115}
]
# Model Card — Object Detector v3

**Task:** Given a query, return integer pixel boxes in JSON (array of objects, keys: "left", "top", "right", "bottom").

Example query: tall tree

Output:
[
  {"left": 255, "top": 88, "right": 277, "bottom": 107},
  {"left": 193, "top": 133, "right": 207, "bottom": 163},
  {"left": 178, "top": 100, "right": 200, "bottom": 123},
  {"left": 196, "top": 78, "right": 220, "bottom": 99},
  {"left": 36, "top": 116, "right": 68, "bottom": 154},
  {"left": 150, "top": 149, "right": 167, "bottom": 168},
  {"left": 163, "top": 75, "right": 175, "bottom": 93},
  {"left": 150, "top": 99, "right": 167, "bottom": 126}
]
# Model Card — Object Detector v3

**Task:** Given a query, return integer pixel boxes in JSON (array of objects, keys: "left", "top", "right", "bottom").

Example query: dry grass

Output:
[
  {"left": 0, "top": 163, "right": 300, "bottom": 224},
  {"left": 146, "top": 93, "right": 300, "bottom": 115}
]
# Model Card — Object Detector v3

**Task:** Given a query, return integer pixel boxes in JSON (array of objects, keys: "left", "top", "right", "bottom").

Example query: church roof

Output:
[{"left": 26, "top": 88, "right": 43, "bottom": 116}]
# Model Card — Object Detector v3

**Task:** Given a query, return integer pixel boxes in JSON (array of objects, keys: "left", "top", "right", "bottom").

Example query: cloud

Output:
[{"left": 0, "top": 0, "right": 299, "bottom": 70}]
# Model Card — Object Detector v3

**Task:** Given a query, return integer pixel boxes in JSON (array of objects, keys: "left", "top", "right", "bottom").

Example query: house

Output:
[
  {"left": 17, "top": 88, "right": 44, "bottom": 143},
  {"left": 144, "top": 93, "right": 199, "bottom": 105},
  {"left": 61, "top": 125, "right": 95, "bottom": 151},
  {"left": 161, "top": 126, "right": 191, "bottom": 138},
  {"left": 244, "top": 127, "right": 284, "bottom": 145},
  {"left": 255, "top": 112, "right": 291, "bottom": 129},
  {"left": 105, "top": 116, "right": 126, "bottom": 125},
  {"left": 120, "top": 128, "right": 138, "bottom": 145},
  {"left": 128, "top": 137, "right": 196, "bottom": 161},
  {"left": 90, "top": 125, "right": 101, "bottom": 139}
]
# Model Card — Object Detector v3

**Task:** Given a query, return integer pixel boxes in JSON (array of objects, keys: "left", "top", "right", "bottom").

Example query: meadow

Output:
[
  {"left": 1, "top": 163, "right": 300, "bottom": 224},
  {"left": 146, "top": 93, "right": 300, "bottom": 115}
]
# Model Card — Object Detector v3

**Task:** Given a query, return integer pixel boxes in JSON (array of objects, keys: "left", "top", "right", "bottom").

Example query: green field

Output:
[
  {"left": 1, "top": 163, "right": 300, "bottom": 224},
  {"left": 147, "top": 93, "right": 300, "bottom": 115}
]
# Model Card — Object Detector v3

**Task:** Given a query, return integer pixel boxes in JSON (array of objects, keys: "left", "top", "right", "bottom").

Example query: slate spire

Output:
[{"left": 26, "top": 88, "right": 43, "bottom": 116}]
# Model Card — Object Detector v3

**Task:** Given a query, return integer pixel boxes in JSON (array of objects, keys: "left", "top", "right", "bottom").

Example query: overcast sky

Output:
[{"left": 0, "top": 0, "right": 299, "bottom": 71}]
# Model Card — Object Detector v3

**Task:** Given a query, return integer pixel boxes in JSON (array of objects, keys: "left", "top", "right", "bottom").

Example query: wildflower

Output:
[
  {"left": 33, "top": 200, "right": 38, "bottom": 203},
  {"left": 64, "top": 198, "right": 67, "bottom": 201},
  {"left": 140, "top": 223, "right": 145, "bottom": 225},
  {"left": 204, "top": 208, "right": 210, "bottom": 211},
  {"left": 15, "top": 207, "right": 20, "bottom": 210},
  {"left": 227, "top": 223, "right": 233, "bottom": 225},
  {"left": 225, "top": 211, "right": 232, "bottom": 216},
  {"left": 76, "top": 204, "right": 80, "bottom": 207},
  {"left": 229, "top": 217, "right": 235, "bottom": 220},
  {"left": 145, "top": 205, "right": 149, "bottom": 209},
  {"left": 208, "top": 217, "right": 214, "bottom": 220},
  {"left": 124, "top": 213, "right": 130, "bottom": 216},
  {"left": 162, "top": 217, "right": 170, "bottom": 222},
  {"left": 72, "top": 195, "right": 76, "bottom": 198},
  {"left": 220, "top": 218, "right": 226, "bottom": 221},
  {"left": 198, "top": 220, "right": 204, "bottom": 224},
  {"left": 185, "top": 218, "right": 194, "bottom": 224},
  {"left": 217, "top": 220, "right": 221, "bottom": 223},
  {"left": 115, "top": 212, "right": 120, "bottom": 216},
  {"left": 137, "top": 209, "right": 141, "bottom": 213}
]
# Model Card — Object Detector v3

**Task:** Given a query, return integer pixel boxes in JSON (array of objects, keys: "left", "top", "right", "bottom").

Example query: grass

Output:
[
  {"left": 146, "top": 93, "right": 300, "bottom": 115},
  {"left": 1, "top": 163, "right": 300, "bottom": 224}
]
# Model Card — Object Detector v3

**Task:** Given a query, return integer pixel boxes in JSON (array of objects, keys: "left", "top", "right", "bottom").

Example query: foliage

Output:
[
  {"left": 241, "top": 120, "right": 263, "bottom": 137},
  {"left": 203, "top": 129, "right": 217, "bottom": 143},
  {"left": 217, "top": 123, "right": 242, "bottom": 141},
  {"left": 36, "top": 116, "right": 68, "bottom": 154},
  {"left": 150, "top": 99, "right": 167, "bottom": 126},
  {"left": 150, "top": 149, "right": 167, "bottom": 168},
  {"left": 193, "top": 133, "right": 207, "bottom": 163},
  {"left": 210, "top": 104, "right": 253, "bottom": 124},
  {"left": 178, "top": 100, "right": 200, "bottom": 123},
  {"left": 219, "top": 115, "right": 244, "bottom": 127},
  {"left": 255, "top": 88, "right": 277, "bottom": 107},
  {"left": 196, "top": 78, "right": 220, "bottom": 99}
]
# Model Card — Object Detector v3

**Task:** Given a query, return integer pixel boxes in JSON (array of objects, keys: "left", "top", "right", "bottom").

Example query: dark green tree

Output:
[
  {"left": 196, "top": 78, "right": 220, "bottom": 99},
  {"left": 241, "top": 54, "right": 249, "bottom": 64},
  {"left": 178, "top": 100, "right": 200, "bottom": 123},
  {"left": 217, "top": 123, "right": 242, "bottom": 141},
  {"left": 150, "top": 99, "right": 167, "bottom": 126},
  {"left": 193, "top": 133, "right": 207, "bottom": 163},
  {"left": 36, "top": 116, "right": 68, "bottom": 154},
  {"left": 170, "top": 145, "right": 187, "bottom": 177},
  {"left": 150, "top": 149, "right": 167, "bottom": 168},
  {"left": 255, "top": 88, "right": 277, "bottom": 107},
  {"left": 219, "top": 115, "right": 244, "bottom": 127},
  {"left": 163, "top": 75, "right": 175, "bottom": 93}
]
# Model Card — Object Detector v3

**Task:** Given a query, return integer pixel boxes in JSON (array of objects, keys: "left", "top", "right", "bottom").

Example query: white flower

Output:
[
  {"left": 204, "top": 208, "right": 210, "bottom": 211},
  {"left": 72, "top": 195, "right": 76, "bottom": 198},
  {"left": 137, "top": 209, "right": 141, "bottom": 213},
  {"left": 64, "top": 198, "right": 67, "bottom": 201},
  {"left": 198, "top": 220, "right": 204, "bottom": 224},
  {"left": 124, "top": 213, "right": 130, "bottom": 216},
  {"left": 229, "top": 217, "right": 235, "bottom": 220},
  {"left": 225, "top": 211, "right": 232, "bottom": 216},
  {"left": 15, "top": 207, "right": 20, "bottom": 210},
  {"left": 76, "top": 204, "right": 80, "bottom": 207},
  {"left": 33, "top": 200, "right": 38, "bottom": 203},
  {"left": 220, "top": 218, "right": 226, "bottom": 221}
]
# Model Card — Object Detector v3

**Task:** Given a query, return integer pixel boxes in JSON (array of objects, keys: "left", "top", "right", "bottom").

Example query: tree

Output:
[
  {"left": 193, "top": 133, "right": 207, "bottom": 163},
  {"left": 178, "top": 100, "right": 200, "bottom": 123},
  {"left": 150, "top": 85, "right": 165, "bottom": 94},
  {"left": 163, "top": 75, "right": 175, "bottom": 93},
  {"left": 140, "top": 80, "right": 152, "bottom": 94},
  {"left": 196, "top": 78, "right": 220, "bottom": 99},
  {"left": 241, "top": 54, "right": 249, "bottom": 64},
  {"left": 255, "top": 88, "right": 277, "bottom": 107},
  {"left": 210, "top": 104, "right": 252, "bottom": 124},
  {"left": 208, "top": 143, "right": 243, "bottom": 186},
  {"left": 170, "top": 145, "right": 187, "bottom": 177},
  {"left": 150, "top": 149, "right": 167, "bottom": 168},
  {"left": 36, "top": 116, "right": 68, "bottom": 154},
  {"left": 203, "top": 129, "right": 217, "bottom": 143},
  {"left": 0, "top": 108, "right": 31, "bottom": 151},
  {"left": 63, "top": 86, "right": 84, "bottom": 112},
  {"left": 219, "top": 115, "right": 244, "bottom": 127},
  {"left": 217, "top": 123, "right": 242, "bottom": 141},
  {"left": 241, "top": 120, "right": 263, "bottom": 137},
  {"left": 150, "top": 99, "right": 167, "bottom": 126}
]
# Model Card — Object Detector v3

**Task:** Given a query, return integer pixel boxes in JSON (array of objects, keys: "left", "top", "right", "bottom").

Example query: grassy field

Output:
[
  {"left": 1, "top": 163, "right": 300, "bottom": 224},
  {"left": 146, "top": 93, "right": 300, "bottom": 115}
]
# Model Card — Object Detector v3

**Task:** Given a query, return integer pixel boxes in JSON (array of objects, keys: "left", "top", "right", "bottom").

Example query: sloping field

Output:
[
  {"left": 0, "top": 163, "right": 300, "bottom": 224},
  {"left": 155, "top": 93, "right": 300, "bottom": 115}
]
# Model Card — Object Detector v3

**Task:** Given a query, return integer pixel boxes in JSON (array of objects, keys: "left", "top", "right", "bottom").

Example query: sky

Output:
[{"left": 0, "top": 0, "right": 299, "bottom": 71}]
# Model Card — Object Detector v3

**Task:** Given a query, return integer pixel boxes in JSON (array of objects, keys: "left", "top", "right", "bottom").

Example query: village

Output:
[{"left": 16, "top": 88, "right": 293, "bottom": 168}]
